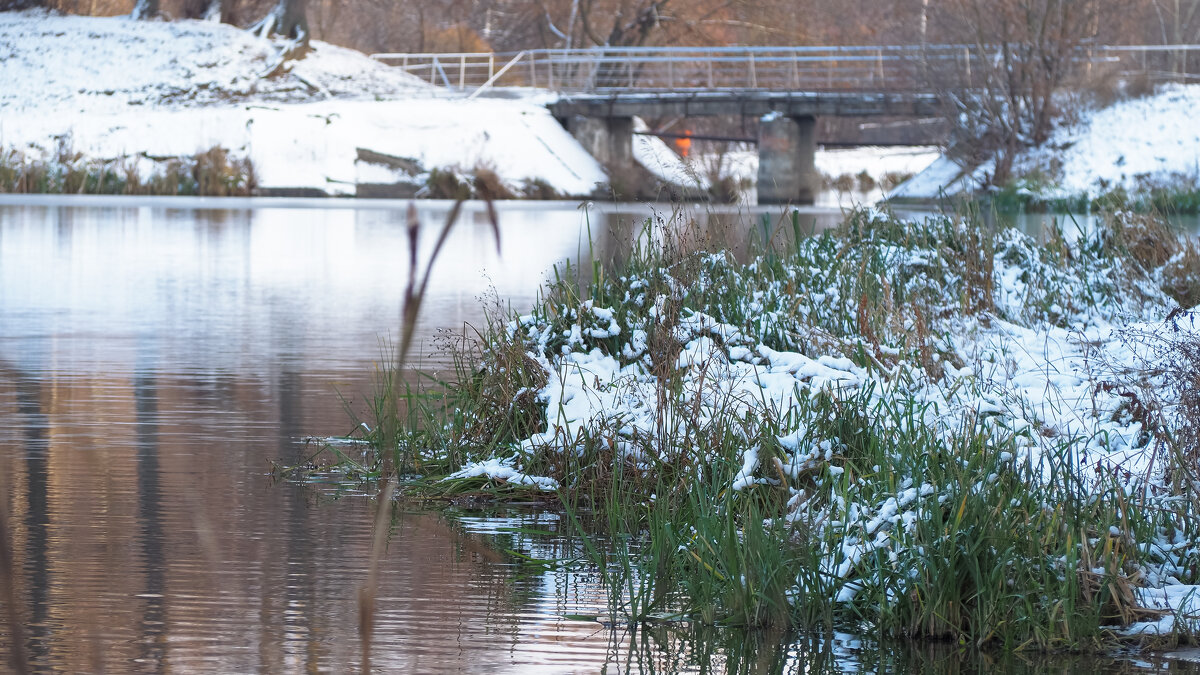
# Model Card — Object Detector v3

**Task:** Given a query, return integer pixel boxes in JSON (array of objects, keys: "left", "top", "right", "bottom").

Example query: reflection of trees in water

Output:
[
  {"left": 0, "top": 360, "right": 38, "bottom": 672},
  {"left": 600, "top": 624, "right": 1151, "bottom": 674},
  {"left": 277, "top": 361, "right": 327, "bottom": 671},
  {"left": 12, "top": 365, "right": 50, "bottom": 669},
  {"left": 133, "top": 372, "right": 167, "bottom": 670},
  {"left": 371, "top": 510, "right": 527, "bottom": 667},
  {"left": 192, "top": 208, "right": 252, "bottom": 233},
  {"left": 53, "top": 206, "right": 77, "bottom": 253},
  {"left": 589, "top": 206, "right": 838, "bottom": 275}
]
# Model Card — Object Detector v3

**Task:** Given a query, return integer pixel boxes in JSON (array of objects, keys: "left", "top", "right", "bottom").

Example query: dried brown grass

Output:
[
  {"left": 1108, "top": 211, "right": 1179, "bottom": 268},
  {"left": 457, "top": 323, "right": 548, "bottom": 448},
  {"left": 1094, "top": 310, "right": 1200, "bottom": 513},
  {"left": 1106, "top": 211, "right": 1200, "bottom": 309},
  {"left": 193, "top": 147, "right": 256, "bottom": 196},
  {"left": 961, "top": 222, "right": 995, "bottom": 315},
  {"left": 472, "top": 165, "right": 517, "bottom": 201},
  {"left": 1162, "top": 243, "right": 1200, "bottom": 309},
  {"left": 1078, "top": 529, "right": 1168, "bottom": 626}
]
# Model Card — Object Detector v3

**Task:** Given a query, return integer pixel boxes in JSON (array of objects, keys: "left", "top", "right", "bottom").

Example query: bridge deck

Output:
[{"left": 547, "top": 90, "right": 943, "bottom": 119}]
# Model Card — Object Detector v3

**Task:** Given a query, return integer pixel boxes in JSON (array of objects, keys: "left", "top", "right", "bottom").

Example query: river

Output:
[{"left": 0, "top": 196, "right": 1193, "bottom": 673}]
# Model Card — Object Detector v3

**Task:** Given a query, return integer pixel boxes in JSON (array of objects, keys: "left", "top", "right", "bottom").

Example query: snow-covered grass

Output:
[{"left": 331, "top": 204, "right": 1200, "bottom": 648}]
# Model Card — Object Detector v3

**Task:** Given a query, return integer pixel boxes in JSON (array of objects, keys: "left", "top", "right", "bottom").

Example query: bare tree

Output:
[
  {"left": 930, "top": 0, "right": 1103, "bottom": 183},
  {"left": 1151, "top": 0, "right": 1200, "bottom": 75},
  {"left": 130, "top": 0, "right": 158, "bottom": 19},
  {"left": 249, "top": 0, "right": 308, "bottom": 48},
  {"left": 180, "top": 0, "right": 222, "bottom": 20}
]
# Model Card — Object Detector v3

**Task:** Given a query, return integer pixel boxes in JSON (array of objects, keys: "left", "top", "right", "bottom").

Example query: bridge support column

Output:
[
  {"left": 567, "top": 115, "right": 636, "bottom": 193},
  {"left": 757, "top": 114, "right": 819, "bottom": 204}
]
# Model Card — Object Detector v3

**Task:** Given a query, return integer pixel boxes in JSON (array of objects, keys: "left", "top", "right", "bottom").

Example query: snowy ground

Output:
[
  {"left": 4, "top": 97, "right": 610, "bottom": 196},
  {"left": 0, "top": 11, "right": 717, "bottom": 197},
  {"left": 888, "top": 155, "right": 979, "bottom": 200},
  {"left": 0, "top": 10, "right": 431, "bottom": 113},
  {"left": 1019, "top": 84, "right": 1200, "bottom": 198},
  {"left": 1, "top": 10, "right": 932, "bottom": 200},
  {"left": 892, "top": 83, "right": 1200, "bottom": 200},
  {"left": 0, "top": 11, "right": 613, "bottom": 196}
]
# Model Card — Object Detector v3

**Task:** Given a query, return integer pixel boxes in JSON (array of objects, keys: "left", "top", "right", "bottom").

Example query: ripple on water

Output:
[{"left": 1, "top": 199, "right": 1192, "bottom": 674}]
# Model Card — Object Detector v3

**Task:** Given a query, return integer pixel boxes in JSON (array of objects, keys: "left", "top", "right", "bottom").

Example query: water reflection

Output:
[
  {"left": 13, "top": 364, "right": 50, "bottom": 670},
  {"left": 0, "top": 197, "right": 1194, "bottom": 673},
  {"left": 595, "top": 625, "right": 1195, "bottom": 674}
]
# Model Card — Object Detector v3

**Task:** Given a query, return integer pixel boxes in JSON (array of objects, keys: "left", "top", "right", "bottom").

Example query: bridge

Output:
[{"left": 373, "top": 45, "right": 1200, "bottom": 202}]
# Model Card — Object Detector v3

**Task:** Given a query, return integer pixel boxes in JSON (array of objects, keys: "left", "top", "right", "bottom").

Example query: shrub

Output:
[
  {"left": 519, "top": 177, "right": 565, "bottom": 200},
  {"left": 193, "top": 147, "right": 256, "bottom": 196},
  {"left": 855, "top": 170, "right": 876, "bottom": 192},
  {"left": 423, "top": 168, "right": 472, "bottom": 200},
  {"left": 0, "top": 144, "right": 256, "bottom": 196},
  {"left": 472, "top": 165, "right": 516, "bottom": 200}
]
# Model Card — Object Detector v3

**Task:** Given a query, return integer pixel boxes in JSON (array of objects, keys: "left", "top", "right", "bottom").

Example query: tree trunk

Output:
[
  {"left": 130, "top": 0, "right": 159, "bottom": 19},
  {"left": 250, "top": 0, "right": 310, "bottom": 47},
  {"left": 181, "top": 0, "right": 222, "bottom": 21}
]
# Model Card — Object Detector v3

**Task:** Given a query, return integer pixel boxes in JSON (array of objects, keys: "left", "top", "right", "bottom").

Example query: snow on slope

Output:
[
  {"left": 1019, "top": 84, "right": 1200, "bottom": 197},
  {"left": 3, "top": 99, "right": 608, "bottom": 196},
  {"left": 892, "top": 83, "right": 1200, "bottom": 200},
  {"left": 887, "top": 155, "right": 978, "bottom": 200},
  {"left": 0, "top": 10, "right": 429, "bottom": 114},
  {"left": 0, "top": 10, "right": 609, "bottom": 196}
]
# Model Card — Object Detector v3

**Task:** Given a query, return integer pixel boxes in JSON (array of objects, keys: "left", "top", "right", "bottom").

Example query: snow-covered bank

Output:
[
  {"left": 0, "top": 11, "right": 938, "bottom": 201},
  {"left": 1020, "top": 84, "right": 1200, "bottom": 198},
  {"left": 0, "top": 10, "right": 430, "bottom": 113},
  {"left": 887, "top": 155, "right": 977, "bottom": 201},
  {"left": 3, "top": 98, "right": 608, "bottom": 197},
  {"left": 0, "top": 10, "right": 610, "bottom": 196},
  {"left": 892, "top": 84, "right": 1200, "bottom": 203},
  {"left": 416, "top": 206, "right": 1200, "bottom": 644}
]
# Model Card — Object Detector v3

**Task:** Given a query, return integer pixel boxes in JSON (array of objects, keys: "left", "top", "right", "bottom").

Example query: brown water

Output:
[{"left": 0, "top": 196, "right": 1192, "bottom": 673}]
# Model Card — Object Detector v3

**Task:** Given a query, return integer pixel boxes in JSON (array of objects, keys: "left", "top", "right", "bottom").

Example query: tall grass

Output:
[
  {"left": 554, "top": 382, "right": 1189, "bottom": 647},
  {"left": 345, "top": 199, "right": 499, "bottom": 665},
  {"left": 325, "top": 203, "right": 1200, "bottom": 651},
  {"left": 0, "top": 144, "right": 256, "bottom": 196},
  {"left": 334, "top": 201, "right": 502, "bottom": 478}
]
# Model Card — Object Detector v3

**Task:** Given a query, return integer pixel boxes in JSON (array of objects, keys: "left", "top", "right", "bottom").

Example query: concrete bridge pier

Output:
[
  {"left": 566, "top": 115, "right": 637, "bottom": 192},
  {"left": 757, "top": 114, "right": 819, "bottom": 204}
]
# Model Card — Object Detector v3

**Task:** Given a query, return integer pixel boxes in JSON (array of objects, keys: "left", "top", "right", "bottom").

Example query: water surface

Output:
[{"left": 0, "top": 196, "right": 1191, "bottom": 673}]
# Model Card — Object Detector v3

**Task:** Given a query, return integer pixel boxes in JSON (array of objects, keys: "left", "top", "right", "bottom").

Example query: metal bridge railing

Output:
[
  {"left": 370, "top": 51, "right": 500, "bottom": 89},
  {"left": 371, "top": 45, "right": 1200, "bottom": 95}
]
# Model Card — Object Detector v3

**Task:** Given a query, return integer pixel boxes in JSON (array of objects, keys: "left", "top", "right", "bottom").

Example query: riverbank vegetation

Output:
[
  {"left": 305, "top": 203, "right": 1200, "bottom": 651},
  {"left": 826, "top": 170, "right": 914, "bottom": 196},
  {"left": 986, "top": 173, "right": 1200, "bottom": 216},
  {"left": 0, "top": 143, "right": 256, "bottom": 196}
]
